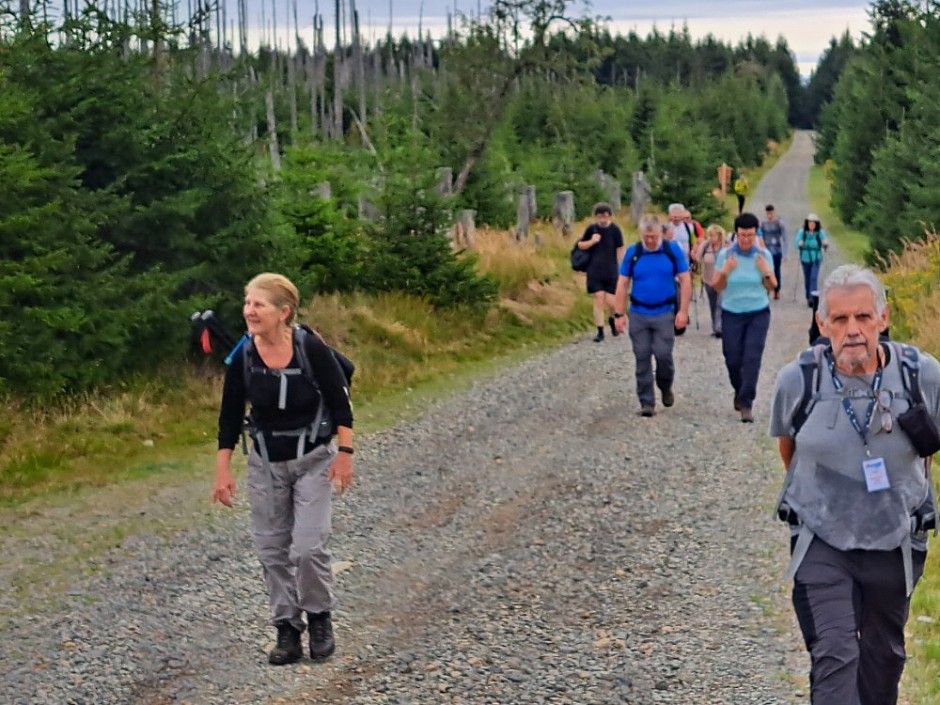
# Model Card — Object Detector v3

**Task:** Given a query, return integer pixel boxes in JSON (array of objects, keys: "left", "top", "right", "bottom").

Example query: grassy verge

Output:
[
  {"left": 0, "top": 223, "right": 592, "bottom": 507},
  {"left": 807, "top": 160, "right": 869, "bottom": 265},
  {"left": 880, "top": 234, "right": 940, "bottom": 705}
]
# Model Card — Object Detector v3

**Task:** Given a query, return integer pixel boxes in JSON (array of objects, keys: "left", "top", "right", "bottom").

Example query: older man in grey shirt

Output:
[{"left": 769, "top": 264, "right": 940, "bottom": 705}]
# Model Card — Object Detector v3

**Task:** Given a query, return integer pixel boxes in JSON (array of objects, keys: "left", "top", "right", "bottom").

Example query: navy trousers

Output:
[{"left": 720, "top": 307, "right": 770, "bottom": 410}]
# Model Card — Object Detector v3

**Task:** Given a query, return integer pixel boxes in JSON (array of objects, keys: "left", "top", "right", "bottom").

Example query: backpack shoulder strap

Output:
[
  {"left": 662, "top": 241, "right": 679, "bottom": 274},
  {"left": 292, "top": 324, "right": 318, "bottom": 388},
  {"left": 625, "top": 242, "right": 643, "bottom": 277},
  {"left": 896, "top": 342, "right": 924, "bottom": 405},
  {"left": 792, "top": 345, "right": 825, "bottom": 436},
  {"left": 242, "top": 335, "right": 255, "bottom": 390}
]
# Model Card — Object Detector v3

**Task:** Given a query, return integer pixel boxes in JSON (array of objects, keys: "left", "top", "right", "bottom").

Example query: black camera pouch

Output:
[{"left": 897, "top": 403, "right": 940, "bottom": 458}]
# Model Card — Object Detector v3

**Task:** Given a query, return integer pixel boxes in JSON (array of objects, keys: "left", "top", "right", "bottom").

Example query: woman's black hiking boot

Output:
[
  {"left": 268, "top": 621, "right": 303, "bottom": 665},
  {"left": 308, "top": 611, "right": 336, "bottom": 660}
]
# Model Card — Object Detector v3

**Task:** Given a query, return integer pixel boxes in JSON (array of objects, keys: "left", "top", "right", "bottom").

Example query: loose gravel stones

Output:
[{"left": 3, "top": 134, "right": 834, "bottom": 705}]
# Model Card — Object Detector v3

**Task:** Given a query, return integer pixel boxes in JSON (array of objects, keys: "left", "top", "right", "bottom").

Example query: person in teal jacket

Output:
[{"left": 795, "top": 213, "right": 829, "bottom": 306}]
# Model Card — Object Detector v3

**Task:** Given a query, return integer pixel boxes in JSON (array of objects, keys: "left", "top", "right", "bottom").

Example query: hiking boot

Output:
[
  {"left": 608, "top": 316, "right": 620, "bottom": 337},
  {"left": 639, "top": 406, "right": 656, "bottom": 417},
  {"left": 661, "top": 389, "right": 675, "bottom": 407},
  {"left": 593, "top": 329, "right": 605, "bottom": 343},
  {"left": 740, "top": 408, "right": 754, "bottom": 423},
  {"left": 268, "top": 622, "right": 303, "bottom": 665},
  {"left": 307, "top": 611, "right": 335, "bottom": 661},
  {"left": 733, "top": 396, "right": 743, "bottom": 411}
]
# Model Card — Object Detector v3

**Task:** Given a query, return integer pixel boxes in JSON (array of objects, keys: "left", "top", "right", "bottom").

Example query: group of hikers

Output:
[
  {"left": 575, "top": 200, "right": 830, "bottom": 422},
  {"left": 204, "top": 204, "right": 940, "bottom": 705},
  {"left": 574, "top": 201, "right": 940, "bottom": 705}
]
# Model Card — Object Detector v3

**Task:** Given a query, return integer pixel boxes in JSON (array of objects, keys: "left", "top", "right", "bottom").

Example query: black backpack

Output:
[
  {"left": 570, "top": 241, "right": 592, "bottom": 272},
  {"left": 240, "top": 323, "right": 354, "bottom": 391}
]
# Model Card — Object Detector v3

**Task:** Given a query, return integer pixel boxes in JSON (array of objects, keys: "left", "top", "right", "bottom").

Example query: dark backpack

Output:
[
  {"left": 238, "top": 324, "right": 354, "bottom": 447},
  {"left": 240, "top": 323, "right": 354, "bottom": 392},
  {"left": 570, "top": 240, "right": 592, "bottom": 272},
  {"left": 624, "top": 241, "right": 681, "bottom": 310}
]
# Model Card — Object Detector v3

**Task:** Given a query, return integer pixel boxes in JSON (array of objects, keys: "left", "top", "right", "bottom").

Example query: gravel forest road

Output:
[{"left": 4, "top": 131, "right": 846, "bottom": 705}]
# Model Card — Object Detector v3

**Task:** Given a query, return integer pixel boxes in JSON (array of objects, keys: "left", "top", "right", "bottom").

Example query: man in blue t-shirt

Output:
[{"left": 613, "top": 214, "right": 691, "bottom": 416}]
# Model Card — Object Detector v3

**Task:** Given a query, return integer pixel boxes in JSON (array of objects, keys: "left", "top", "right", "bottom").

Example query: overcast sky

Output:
[{"left": 245, "top": 1, "right": 873, "bottom": 77}]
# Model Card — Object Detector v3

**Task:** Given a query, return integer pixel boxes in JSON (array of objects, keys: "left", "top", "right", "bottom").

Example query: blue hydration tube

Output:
[{"left": 224, "top": 333, "right": 250, "bottom": 366}]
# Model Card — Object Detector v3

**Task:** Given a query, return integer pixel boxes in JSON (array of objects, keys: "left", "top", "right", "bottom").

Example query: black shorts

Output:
[{"left": 587, "top": 275, "right": 617, "bottom": 295}]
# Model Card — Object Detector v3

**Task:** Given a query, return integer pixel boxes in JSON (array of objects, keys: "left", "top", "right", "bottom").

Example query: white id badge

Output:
[{"left": 863, "top": 457, "right": 890, "bottom": 492}]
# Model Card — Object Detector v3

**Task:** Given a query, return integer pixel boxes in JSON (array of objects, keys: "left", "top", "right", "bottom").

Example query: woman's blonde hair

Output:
[
  {"left": 246, "top": 273, "right": 300, "bottom": 326},
  {"left": 706, "top": 224, "right": 726, "bottom": 241}
]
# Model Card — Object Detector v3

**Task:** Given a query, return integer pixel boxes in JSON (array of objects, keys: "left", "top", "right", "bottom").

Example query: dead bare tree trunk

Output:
[
  {"left": 266, "top": 90, "right": 282, "bottom": 171},
  {"left": 332, "top": 0, "right": 344, "bottom": 140}
]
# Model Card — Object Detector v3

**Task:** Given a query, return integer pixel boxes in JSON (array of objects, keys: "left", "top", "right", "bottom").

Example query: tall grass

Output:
[{"left": 879, "top": 233, "right": 940, "bottom": 705}]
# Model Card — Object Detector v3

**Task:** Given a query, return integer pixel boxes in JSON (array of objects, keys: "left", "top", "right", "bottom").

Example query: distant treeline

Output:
[{"left": 1, "top": 0, "right": 818, "bottom": 397}]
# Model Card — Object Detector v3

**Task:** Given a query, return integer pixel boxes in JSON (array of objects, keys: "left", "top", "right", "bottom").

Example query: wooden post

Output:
[
  {"left": 552, "top": 191, "right": 575, "bottom": 238},
  {"left": 630, "top": 172, "right": 650, "bottom": 225},
  {"left": 454, "top": 209, "right": 476, "bottom": 250},
  {"left": 516, "top": 187, "right": 531, "bottom": 242}
]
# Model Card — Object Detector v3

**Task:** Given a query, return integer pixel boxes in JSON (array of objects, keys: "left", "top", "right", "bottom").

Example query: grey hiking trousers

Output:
[
  {"left": 247, "top": 442, "right": 338, "bottom": 632},
  {"left": 627, "top": 311, "right": 676, "bottom": 407},
  {"left": 791, "top": 537, "right": 927, "bottom": 705}
]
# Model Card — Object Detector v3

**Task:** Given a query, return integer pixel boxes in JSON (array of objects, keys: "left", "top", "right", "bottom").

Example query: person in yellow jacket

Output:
[{"left": 733, "top": 175, "right": 749, "bottom": 214}]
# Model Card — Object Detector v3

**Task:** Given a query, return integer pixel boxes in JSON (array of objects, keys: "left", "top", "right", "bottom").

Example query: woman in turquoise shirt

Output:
[
  {"left": 795, "top": 212, "right": 829, "bottom": 306},
  {"left": 712, "top": 212, "right": 777, "bottom": 423}
]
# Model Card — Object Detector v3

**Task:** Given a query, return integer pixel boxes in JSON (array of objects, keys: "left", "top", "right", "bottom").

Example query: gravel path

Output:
[{"left": 3, "top": 132, "right": 837, "bottom": 705}]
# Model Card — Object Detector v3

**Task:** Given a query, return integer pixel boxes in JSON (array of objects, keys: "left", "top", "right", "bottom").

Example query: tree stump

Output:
[{"left": 553, "top": 191, "right": 575, "bottom": 238}]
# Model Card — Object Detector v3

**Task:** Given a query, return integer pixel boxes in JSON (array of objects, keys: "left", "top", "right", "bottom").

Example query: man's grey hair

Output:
[
  {"left": 667, "top": 203, "right": 685, "bottom": 215},
  {"left": 818, "top": 264, "right": 887, "bottom": 320},
  {"left": 638, "top": 214, "right": 662, "bottom": 233}
]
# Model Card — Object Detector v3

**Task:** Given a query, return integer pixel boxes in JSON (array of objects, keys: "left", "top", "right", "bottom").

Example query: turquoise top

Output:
[{"left": 715, "top": 244, "right": 772, "bottom": 314}]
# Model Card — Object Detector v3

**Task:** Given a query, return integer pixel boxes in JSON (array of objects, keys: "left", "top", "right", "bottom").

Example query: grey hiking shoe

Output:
[
  {"left": 740, "top": 408, "right": 754, "bottom": 423},
  {"left": 268, "top": 622, "right": 303, "bottom": 665},
  {"left": 308, "top": 611, "right": 335, "bottom": 661}
]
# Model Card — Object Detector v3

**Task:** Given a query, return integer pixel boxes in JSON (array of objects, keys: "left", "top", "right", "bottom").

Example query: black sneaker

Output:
[
  {"left": 608, "top": 316, "right": 619, "bottom": 337},
  {"left": 268, "top": 622, "right": 303, "bottom": 665},
  {"left": 308, "top": 611, "right": 335, "bottom": 661},
  {"left": 593, "top": 329, "right": 605, "bottom": 343}
]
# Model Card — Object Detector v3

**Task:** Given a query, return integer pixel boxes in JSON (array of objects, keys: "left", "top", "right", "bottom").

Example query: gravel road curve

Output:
[{"left": 4, "top": 132, "right": 844, "bottom": 705}]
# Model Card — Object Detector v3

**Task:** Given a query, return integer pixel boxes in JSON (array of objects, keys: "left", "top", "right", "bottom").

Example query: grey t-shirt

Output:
[{"left": 769, "top": 343, "right": 940, "bottom": 552}]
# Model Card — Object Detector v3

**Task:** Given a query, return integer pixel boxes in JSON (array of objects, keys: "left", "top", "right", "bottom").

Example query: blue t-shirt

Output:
[
  {"left": 715, "top": 244, "right": 772, "bottom": 314},
  {"left": 620, "top": 241, "right": 689, "bottom": 316}
]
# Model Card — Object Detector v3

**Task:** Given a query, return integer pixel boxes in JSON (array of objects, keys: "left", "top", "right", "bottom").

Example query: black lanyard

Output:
[{"left": 825, "top": 348, "right": 883, "bottom": 453}]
